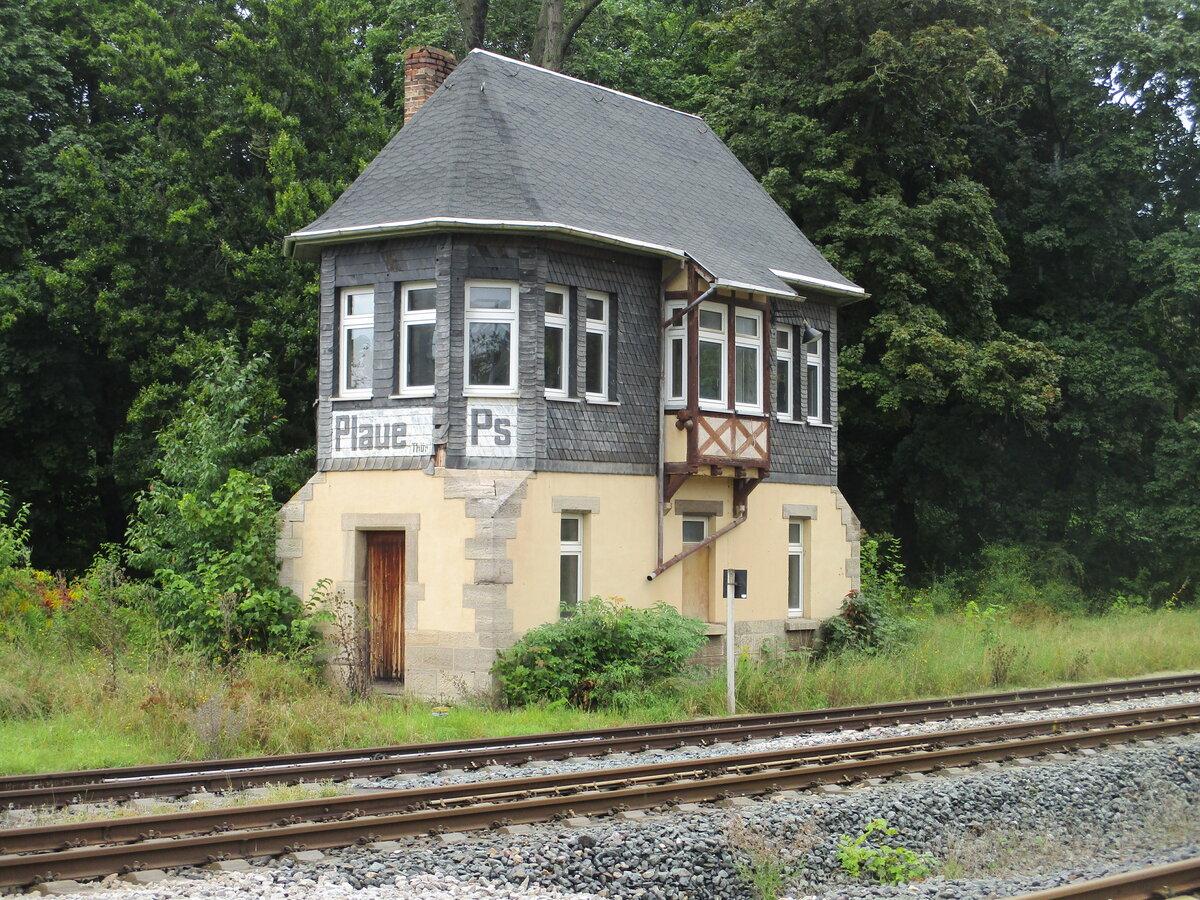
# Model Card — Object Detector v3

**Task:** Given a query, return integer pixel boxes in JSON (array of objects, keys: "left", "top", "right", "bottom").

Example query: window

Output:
[
  {"left": 697, "top": 302, "right": 726, "bottom": 408},
  {"left": 544, "top": 285, "right": 569, "bottom": 399},
  {"left": 805, "top": 330, "right": 823, "bottom": 423},
  {"left": 777, "top": 325, "right": 793, "bottom": 420},
  {"left": 585, "top": 291, "right": 610, "bottom": 401},
  {"left": 399, "top": 282, "right": 436, "bottom": 395},
  {"left": 664, "top": 302, "right": 687, "bottom": 407},
  {"left": 788, "top": 519, "right": 805, "bottom": 615},
  {"left": 339, "top": 287, "right": 374, "bottom": 398},
  {"left": 465, "top": 281, "right": 518, "bottom": 395},
  {"left": 682, "top": 517, "right": 708, "bottom": 544},
  {"left": 734, "top": 309, "right": 763, "bottom": 414},
  {"left": 560, "top": 515, "right": 583, "bottom": 616}
]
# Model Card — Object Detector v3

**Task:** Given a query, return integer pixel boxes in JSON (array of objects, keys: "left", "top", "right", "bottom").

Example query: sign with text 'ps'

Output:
[
  {"left": 331, "top": 407, "right": 434, "bottom": 458},
  {"left": 466, "top": 401, "right": 519, "bottom": 457}
]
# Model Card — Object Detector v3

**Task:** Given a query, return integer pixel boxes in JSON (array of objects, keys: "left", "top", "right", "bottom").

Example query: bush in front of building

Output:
[
  {"left": 492, "top": 597, "right": 707, "bottom": 709},
  {"left": 817, "top": 590, "right": 915, "bottom": 657}
]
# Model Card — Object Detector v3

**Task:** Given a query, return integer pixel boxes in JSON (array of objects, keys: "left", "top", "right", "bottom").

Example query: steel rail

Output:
[
  {"left": 2, "top": 672, "right": 1198, "bottom": 809},
  {"left": 4, "top": 701, "right": 1198, "bottom": 856},
  {"left": 1, "top": 705, "right": 1198, "bottom": 886},
  {"left": 1001, "top": 857, "right": 1200, "bottom": 900}
]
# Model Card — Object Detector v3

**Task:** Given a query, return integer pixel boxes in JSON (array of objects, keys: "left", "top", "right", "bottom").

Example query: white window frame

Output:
[
  {"left": 584, "top": 290, "right": 610, "bottom": 402},
  {"left": 682, "top": 516, "right": 708, "bottom": 545},
  {"left": 733, "top": 308, "right": 764, "bottom": 415},
  {"left": 398, "top": 281, "right": 436, "bottom": 397},
  {"left": 777, "top": 325, "right": 794, "bottom": 421},
  {"left": 664, "top": 301, "right": 687, "bottom": 408},
  {"left": 338, "top": 286, "right": 374, "bottom": 399},
  {"left": 543, "top": 284, "right": 570, "bottom": 399},
  {"left": 788, "top": 518, "right": 806, "bottom": 616},
  {"left": 560, "top": 514, "right": 584, "bottom": 617},
  {"left": 697, "top": 301, "right": 727, "bottom": 411},
  {"left": 464, "top": 280, "right": 519, "bottom": 397},
  {"left": 805, "top": 331, "right": 824, "bottom": 424}
]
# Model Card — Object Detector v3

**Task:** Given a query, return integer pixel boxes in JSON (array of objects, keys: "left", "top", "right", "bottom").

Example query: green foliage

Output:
[
  {"left": 0, "top": 483, "right": 30, "bottom": 573},
  {"left": 818, "top": 591, "right": 915, "bottom": 657},
  {"left": 860, "top": 531, "right": 906, "bottom": 604},
  {"left": 492, "top": 597, "right": 706, "bottom": 709},
  {"left": 127, "top": 340, "right": 318, "bottom": 661},
  {"left": 837, "top": 819, "right": 937, "bottom": 885}
]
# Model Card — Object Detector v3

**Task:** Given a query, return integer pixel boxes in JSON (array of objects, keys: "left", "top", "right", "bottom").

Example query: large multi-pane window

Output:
[
  {"left": 544, "top": 285, "right": 569, "bottom": 398},
  {"left": 585, "top": 291, "right": 610, "bottom": 401},
  {"left": 697, "top": 302, "right": 727, "bottom": 408},
  {"left": 339, "top": 287, "right": 374, "bottom": 398},
  {"left": 788, "top": 518, "right": 805, "bottom": 615},
  {"left": 560, "top": 514, "right": 583, "bottom": 616},
  {"left": 734, "top": 309, "right": 763, "bottom": 414},
  {"left": 399, "top": 282, "right": 436, "bottom": 395},
  {"left": 776, "top": 325, "right": 793, "bottom": 420},
  {"left": 805, "top": 330, "right": 824, "bottom": 423},
  {"left": 465, "top": 281, "right": 518, "bottom": 395}
]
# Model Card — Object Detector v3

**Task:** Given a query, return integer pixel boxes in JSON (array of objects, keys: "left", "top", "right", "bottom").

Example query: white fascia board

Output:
[
  {"left": 713, "top": 278, "right": 800, "bottom": 300},
  {"left": 286, "top": 217, "right": 689, "bottom": 262},
  {"left": 770, "top": 268, "right": 867, "bottom": 298}
]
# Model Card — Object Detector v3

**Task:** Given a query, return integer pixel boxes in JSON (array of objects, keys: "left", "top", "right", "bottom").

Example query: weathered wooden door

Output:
[
  {"left": 367, "top": 532, "right": 405, "bottom": 681},
  {"left": 681, "top": 519, "right": 711, "bottom": 621}
]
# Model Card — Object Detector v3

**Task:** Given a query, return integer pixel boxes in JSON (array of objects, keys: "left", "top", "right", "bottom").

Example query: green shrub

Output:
[
  {"left": 837, "top": 819, "right": 937, "bottom": 884},
  {"left": 861, "top": 531, "right": 907, "bottom": 604},
  {"left": 817, "top": 591, "right": 915, "bottom": 657},
  {"left": 492, "top": 597, "right": 706, "bottom": 709}
]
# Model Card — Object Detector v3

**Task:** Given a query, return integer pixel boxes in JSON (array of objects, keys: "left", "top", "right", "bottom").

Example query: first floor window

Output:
[
  {"left": 560, "top": 515, "right": 583, "bottom": 616},
  {"left": 805, "top": 331, "right": 824, "bottom": 423},
  {"left": 400, "top": 282, "right": 436, "bottom": 394},
  {"left": 466, "top": 281, "right": 518, "bottom": 394},
  {"left": 788, "top": 518, "right": 805, "bottom": 614},
  {"left": 734, "top": 309, "right": 763, "bottom": 414},
  {"left": 665, "top": 302, "right": 686, "bottom": 406},
  {"left": 585, "top": 291, "right": 610, "bottom": 400},
  {"left": 339, "top": 286, "right": 374, "bottom": 398},
  {"left": 697, "top": 303, "right": 726, "bottom": 407},
  {"left": 777, "top": 325, "right": 793, "bottom": 420},
  {"left": 544, "top": 284, "right": 569, "bottom": 398}
]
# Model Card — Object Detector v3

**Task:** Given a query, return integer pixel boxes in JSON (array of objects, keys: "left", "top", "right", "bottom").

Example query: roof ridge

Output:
[{"left": 468, "top": 49, "right": 705, "bottom": 123}]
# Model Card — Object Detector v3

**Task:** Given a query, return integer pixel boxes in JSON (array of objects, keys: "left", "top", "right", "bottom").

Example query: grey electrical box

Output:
[{"left": 723, "top": 568, "right": 748, "bottom": 599}]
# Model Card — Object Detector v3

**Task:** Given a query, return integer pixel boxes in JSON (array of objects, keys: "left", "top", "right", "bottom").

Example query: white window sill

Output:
[
  {"left": 585, "top": 397, "right": 620, "bottom": 406},
  {"left": 546, "top": 395, "right": 581, "bottom": 403},
  {"left": 390, "top": 392, "right": 435, "bottom": 399},
  {"left": 806, "top": 420, "right": 833, "bottom": 429},
  {"left": 332, "top": 395, "right": 372, "bottom": 402},
  {"left": 464, "top": 391, "right": 519, "bottom": 400}
]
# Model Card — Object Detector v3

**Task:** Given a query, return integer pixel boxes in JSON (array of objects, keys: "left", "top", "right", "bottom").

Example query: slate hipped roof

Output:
[{"left": 285, "top": 50, "right": 863, "bottom": 300}]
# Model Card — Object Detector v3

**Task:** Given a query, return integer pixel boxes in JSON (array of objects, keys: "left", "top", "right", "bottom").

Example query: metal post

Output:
[{"left": 725, "top": 569, "right": 736, "bottom": 715}]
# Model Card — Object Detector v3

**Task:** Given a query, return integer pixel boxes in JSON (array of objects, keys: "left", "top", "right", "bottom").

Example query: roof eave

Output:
[{"left": 770, "top": 268, "right": 869, "bottom": 305}]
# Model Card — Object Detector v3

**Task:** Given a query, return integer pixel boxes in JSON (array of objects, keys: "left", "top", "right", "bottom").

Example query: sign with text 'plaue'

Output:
[
  {"left": 331, "top": 408, "right": 433, "bottom": 458},
  {"left": 466, "top": 401, "right": 519, "bottom": 457}
]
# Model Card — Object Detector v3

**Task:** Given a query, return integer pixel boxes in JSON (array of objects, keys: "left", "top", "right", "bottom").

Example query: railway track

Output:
[
  {"left": 4, "top": 671, "right": 1199, "bottom": 809},
  {"left": 2, "top": 699, "right": 1198, "bottom": 888},
  {"left": 1004, "top": 857, "right": 1200, "bottom": 900}
]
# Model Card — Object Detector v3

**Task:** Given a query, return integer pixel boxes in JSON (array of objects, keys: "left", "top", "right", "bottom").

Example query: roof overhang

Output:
[{"left": 770, "top": 268, "right": 868, "bottom": 305}]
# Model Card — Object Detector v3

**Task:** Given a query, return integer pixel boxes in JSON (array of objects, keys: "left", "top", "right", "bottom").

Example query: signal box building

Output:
[{"left": 279, "top": 48, "right": 865, "bottom": 696}]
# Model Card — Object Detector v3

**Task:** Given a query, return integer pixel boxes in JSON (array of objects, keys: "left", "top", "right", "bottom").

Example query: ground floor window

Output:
[
  {"left": 560, "top": 514, "right": 583, "bottom": 616},
  {"left": 788, "top": 518, "right": 805, "bottom": 615}
]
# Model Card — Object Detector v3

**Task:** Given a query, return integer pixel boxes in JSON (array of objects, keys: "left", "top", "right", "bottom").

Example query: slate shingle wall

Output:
[{"left": 315, "top": 234, "right": 837, "bottom": 483}]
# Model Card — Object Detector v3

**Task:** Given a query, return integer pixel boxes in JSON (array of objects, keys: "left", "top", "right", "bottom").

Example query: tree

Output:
[{"left": 454, "top": 0, "right": 606, "bottom": 69}]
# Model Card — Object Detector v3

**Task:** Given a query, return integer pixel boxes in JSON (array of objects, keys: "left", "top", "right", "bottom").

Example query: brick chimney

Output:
[{"left": 404, "top": 47, "right": 457, "bottom": 125}]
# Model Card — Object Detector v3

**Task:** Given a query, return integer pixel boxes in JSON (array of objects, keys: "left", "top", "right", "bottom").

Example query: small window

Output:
[
  {"left": 734, "top": 310, "right": 763, "bottom": 414},
  {"left": 777, "top": 325, "right": 793, "bottom": 420},
  {"left": 465, "top": 281, "right": 518, "bottom": 395},
  {"left": 697, "top": 302, "right": 726, "bottom": 408},
  {"left": 560, "top": 514, "right": 583, "bottom": 616},
  {"left": 585, "top": 291, "right": 610, "bottom": 401},
  {"left": 788, "top": 518, "right": 805, "bottom": 615},
  {"left": 399, "top": 282, "right": 436, "bottom": 395},
  {"left": 544, "top": 285, "right": 569, "bottom": 399},
  {"left": 339, "top": 287, "right": 374, "bottom": 398},
  {"left": 682, "top": 517, "right": 708, "bottom": 544},
  {"left": 805, "top": 331, "right": 823, "bottom": 423},
  {"left": 664, "top": 302, "right": 687, "bottom": 407}
]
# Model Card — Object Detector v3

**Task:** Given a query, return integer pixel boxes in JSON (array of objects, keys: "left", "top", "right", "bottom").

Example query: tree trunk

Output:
[
  {"left": 532, "top": 0, "right": 563, "bottom": 69},
  {"left": 457, "top": 0, "right": 489, "bottom": 50}
]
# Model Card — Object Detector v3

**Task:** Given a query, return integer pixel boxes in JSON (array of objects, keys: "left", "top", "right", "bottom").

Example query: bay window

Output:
[
  {"left": 805, "top": 331, "right": 824, "bottom": 423},
  {"left": 776, "top": 325, "right": 793, "bottom": 420},
  {"left": 697, "top": 303, "right": 726, "bottom": 408},
  {"left": 734, "top": 309, "right": 763, "bottom": 414},
  {"left": 544, "top": 284, "right": 569, "bottom": 398},
  {"left": 399, "top": 282, "right": 436, "bottom": 395},
  {"left": 339, "top": 286, "right": 374, "bottom": 398},
  {"left": 465, "top": 281, "right": 518, "bottom": 395},
  {"left": 665, "top": 301, "right": 686, "bottom": 407}
]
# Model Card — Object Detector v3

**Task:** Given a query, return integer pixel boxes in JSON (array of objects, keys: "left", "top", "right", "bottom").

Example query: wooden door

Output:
[
  {"left": 682, "top": 544, "right": 711, "bottom": 620},
  {"left": 367, "top": 532, "right": 405, "bottom": 681}
]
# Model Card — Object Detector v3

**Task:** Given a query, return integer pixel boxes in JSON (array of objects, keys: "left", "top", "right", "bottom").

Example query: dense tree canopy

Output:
[{"left": 1, "top": 0, "right": 1197, "bottom": 602}]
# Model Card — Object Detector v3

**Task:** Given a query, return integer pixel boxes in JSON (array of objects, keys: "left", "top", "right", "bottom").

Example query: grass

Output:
[{"left": 2, "top": 606, "right": 1199, "bottom": 775}]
